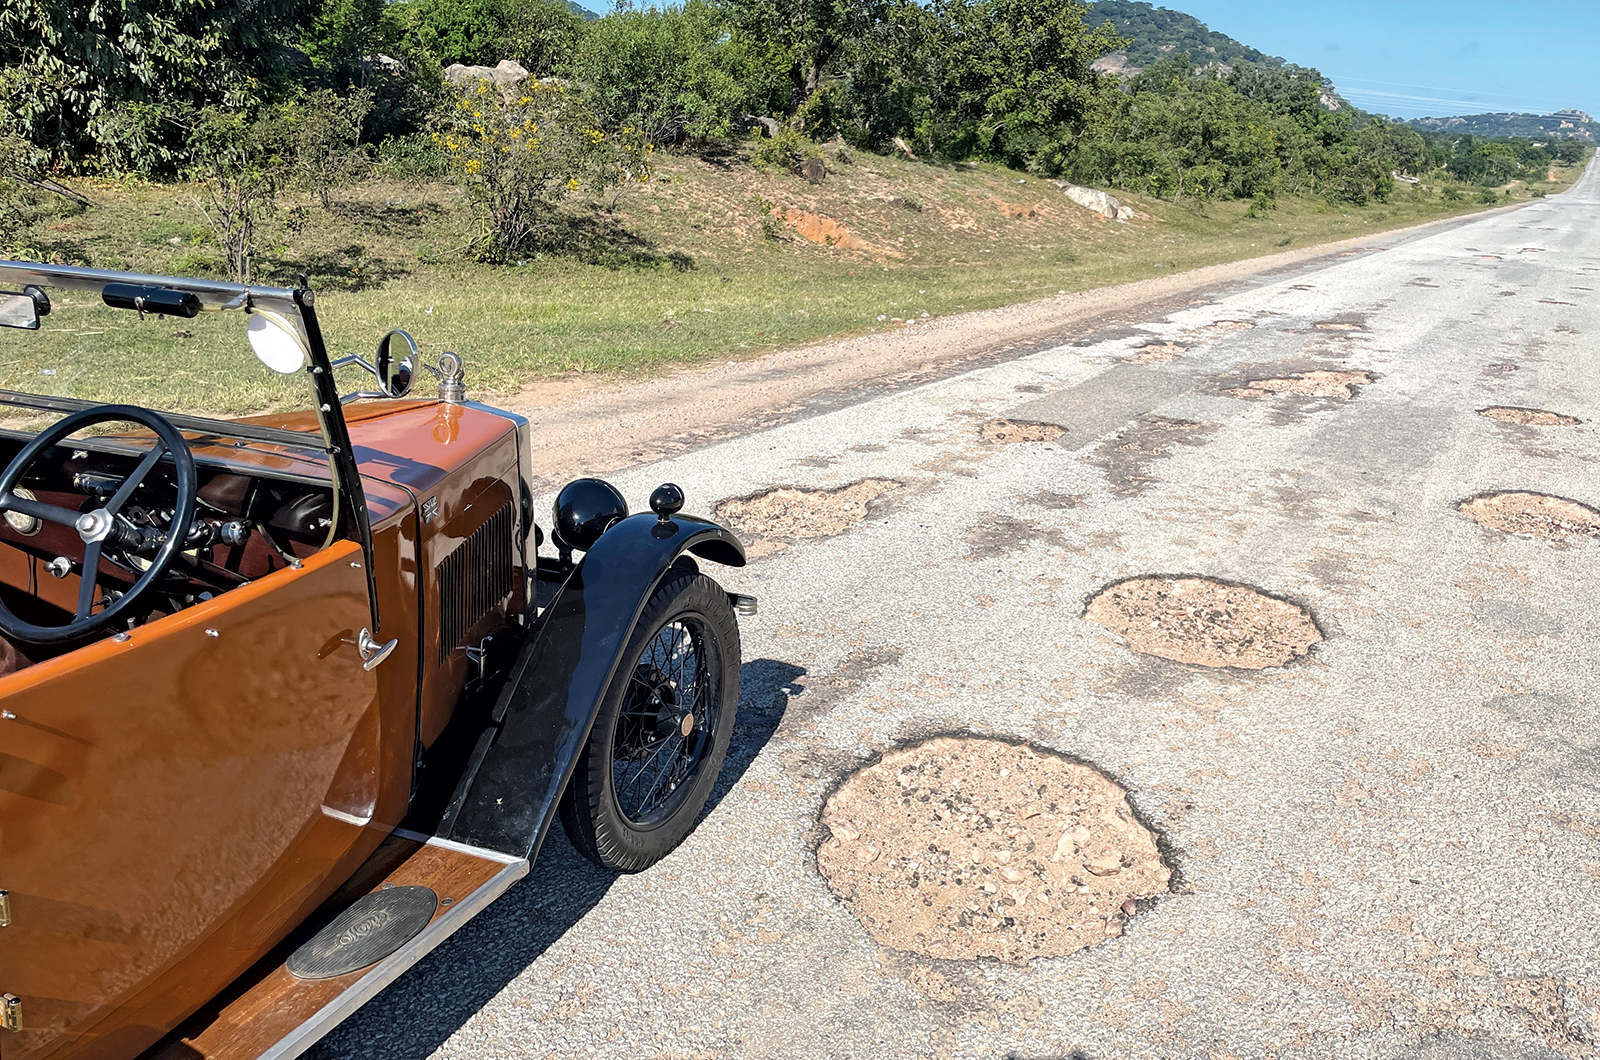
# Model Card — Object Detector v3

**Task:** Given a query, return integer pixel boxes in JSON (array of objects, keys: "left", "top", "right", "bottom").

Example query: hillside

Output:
[
  {"left": 1086, "top": 0, "right": 1280, "bottom": 71},
  {"left": 1409, "top": 110, "right": 1596, "bottom": 143}
]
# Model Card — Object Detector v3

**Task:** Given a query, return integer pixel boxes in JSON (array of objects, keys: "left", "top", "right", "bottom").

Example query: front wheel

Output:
[{"left": 559, "top": 567, "right": 741, "bottom": 872}]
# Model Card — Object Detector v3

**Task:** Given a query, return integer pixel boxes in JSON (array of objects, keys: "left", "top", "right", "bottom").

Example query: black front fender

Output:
[{"left": 439, "top": 512, "right": 744, "bottom": 860}]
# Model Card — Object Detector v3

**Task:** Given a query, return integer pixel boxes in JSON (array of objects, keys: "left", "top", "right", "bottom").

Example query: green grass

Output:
[{"left": 7, "top": 146, "right": 1590, "bottom": 417}]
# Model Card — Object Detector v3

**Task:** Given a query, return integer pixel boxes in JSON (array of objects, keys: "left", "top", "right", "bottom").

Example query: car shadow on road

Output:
[{"left": 305, "top": 657, "right": 802, "bottom": 1060}]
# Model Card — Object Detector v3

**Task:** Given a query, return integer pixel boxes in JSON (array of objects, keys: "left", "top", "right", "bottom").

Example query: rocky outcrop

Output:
[{"left": 1055, "top": 182, "right": 1134, "bottom": 222}]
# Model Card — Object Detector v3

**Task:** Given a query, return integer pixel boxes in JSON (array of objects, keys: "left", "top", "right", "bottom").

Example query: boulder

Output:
[
  {"left": 444, "top": 59, "right": 530, "bottom": 90},
  {"left": 1055, "top": 182, "right": 1133, "bottom": 223}
]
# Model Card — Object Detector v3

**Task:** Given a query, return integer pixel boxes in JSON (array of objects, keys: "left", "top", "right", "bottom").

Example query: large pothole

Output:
[
  {"left": 980, "top": 419, "right": 1065, "bottom": 444},
  {"left": 816, "top": 737, "right": 1171, "bottom": 964},
  {"left": 716, "top": 479, "right": 898, "bottom": 557},
  {"left": 1478, "top": 406, "right": 1582, "bottom": 426},
  {"left": 1226, "top": 370, "right": 1373, "bottom": 401},
  {"left": 1084, "top": 576, "right": 1322, "bottom": 669},
  {"left": 1458, "top": 491, "right": 1600, "bottom": 540}
]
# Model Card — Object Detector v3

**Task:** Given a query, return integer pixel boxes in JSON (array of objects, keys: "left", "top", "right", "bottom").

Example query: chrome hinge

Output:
[
  {"left": 728, "top": 593, "right": 758, "bottom": 616},
  {"left": 0, "top": 890, "right": 9, "bottom": 927},
  {"left": 462, "top": 635, "right": 494, "bottom": 684},
  {"left": 2, "top": 994, "right": 20, "bottom": 1033}
]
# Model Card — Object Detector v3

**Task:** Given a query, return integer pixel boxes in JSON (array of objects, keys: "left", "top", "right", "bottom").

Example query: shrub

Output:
[
  {"left": 186, "top": 107, "right": 291, "bottom": 282},
  {"left": 1476, "top": 188, "right": 1499, "bottom": 204},
  {"left": 749, "top": 127, "right": 820, "bottom": 174},
  {"left": 435, "top": 76, "right": 651, "bottom": 260},
  {"left": 376, "top": 133, "right": 451, "bottom": 181},
  {"left": 286, "top": 89, "right": 375, "bottom": 210}
]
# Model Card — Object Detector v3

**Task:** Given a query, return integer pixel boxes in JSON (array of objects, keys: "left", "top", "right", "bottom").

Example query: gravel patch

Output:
[
  {"left": 716, "top": 478, "right": 898, "bottom": 557},
  {"left": 1225, "top": 369, "right": 1374, "bottom": 400},
  {"left": 1126, "top": 342, "right": 1187, "bottom": 364},
  {"left": 1458, "top": 491, "right": 1600, "bottom": 539},
  {"left": 1478, "top": 406, "right": 1582, "bottom": 426},
  {"left": 816, "top": 737, "right": 1172, "bottom": 964},
  {"left": 1084, "top": 575, "right": 1323, "bottom": 669},
  {"left": 979, "top": 419, "right": 1065, "bottom": 443}
]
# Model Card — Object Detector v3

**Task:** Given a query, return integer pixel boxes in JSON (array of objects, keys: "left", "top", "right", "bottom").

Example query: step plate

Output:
[
  {"left": 286, "top": 885, "right": 439, "bottom": 980},
  {"left": 145, "top": 832, "right": 527, "bottom": 1060}
]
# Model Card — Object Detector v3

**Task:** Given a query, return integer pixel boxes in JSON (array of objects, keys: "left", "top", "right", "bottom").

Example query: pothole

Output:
[
  {"left": 1457, "top": 492, "right": 1600, "bottom": 540},
  {"left": 1095, "top": 416, "right": 1217, "bottom": 497},
  {"left": 716, "top": 479, "right": 898, "bottom": 557},
  {"left": 1225, "top": 370, "right": 1373, "bottom": 401},
  {"left": 1084, "top": 576, "right": 1322, "bottom": 669},
  {"left": 816, "top": 737, "right": 1172, "bottom": 964},
  {"left": 980, "top": 419, "right": 1065, "bottom": 444},
  {"left": 1478, "top": 406, "right": 1582, "bottom": 426},
  {"left": 1203, "top": 320, "right": 1255, "bottom": 333},
  {"left": 1127, "top": 342, "right": 1186, "bottom": 364},
  {"left": 1315, "top": 322, "right": 1364, "bottom": 332}
]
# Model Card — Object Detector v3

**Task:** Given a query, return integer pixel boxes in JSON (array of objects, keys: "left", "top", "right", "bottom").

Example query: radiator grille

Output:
[{"left": 436, "top": 502, "right": 513, "bottom": 666}]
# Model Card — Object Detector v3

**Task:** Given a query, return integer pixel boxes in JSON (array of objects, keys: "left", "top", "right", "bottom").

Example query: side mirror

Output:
[
  {"left": 375, "top": 329, "right": 417, "bottom": 399},
  {"left": 0, "top": 286, "right": 49, "bottom": 331}
]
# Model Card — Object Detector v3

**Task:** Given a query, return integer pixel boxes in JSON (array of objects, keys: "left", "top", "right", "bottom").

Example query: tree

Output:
[
  {"left": 722, "top": 0, "right": 890, "bottom": 115},
  {"left": 927, "top": 0, "right": 1123, "bottom": 166},
  {"left": 568, "top": 0, "right": 743, "bottom": 146},
  {"left": 301, "top": 0, "right": 389, "bottom": 80}
]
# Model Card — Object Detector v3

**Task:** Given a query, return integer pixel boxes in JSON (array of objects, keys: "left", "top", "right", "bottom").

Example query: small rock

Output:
[
  {"left": 1121, "top": 899, "right": 1138, "bottom": 916},
  {"left": 1084, "top": 853, "right": 1124, "bottom": 876},
  {"left": 1000, "top": 867, "right": 1025, "bottom": 882}
]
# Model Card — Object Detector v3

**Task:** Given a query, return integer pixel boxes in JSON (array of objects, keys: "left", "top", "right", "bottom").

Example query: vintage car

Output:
[{"left": 0, "top": 260, "right": 753, "bottom": 1060}]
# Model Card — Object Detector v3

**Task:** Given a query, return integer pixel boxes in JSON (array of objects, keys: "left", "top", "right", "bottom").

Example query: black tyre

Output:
[{"left": 559, "top": 567, "right": 741, "bottom": 872}]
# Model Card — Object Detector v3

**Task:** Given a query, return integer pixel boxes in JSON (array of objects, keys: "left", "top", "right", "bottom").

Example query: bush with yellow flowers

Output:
[{"left": 433, "top": 76, "right": 652, "bottom": 261}]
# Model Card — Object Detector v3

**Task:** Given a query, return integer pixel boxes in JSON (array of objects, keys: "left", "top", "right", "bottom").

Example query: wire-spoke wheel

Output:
[{"left": 560, "top": 566, "right": 740, "bottom": 872}]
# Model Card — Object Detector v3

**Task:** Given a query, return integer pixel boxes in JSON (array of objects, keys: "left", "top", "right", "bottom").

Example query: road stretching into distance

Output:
[{"left": 313, "top": 159, "right": 1600, "bottom": 1060}]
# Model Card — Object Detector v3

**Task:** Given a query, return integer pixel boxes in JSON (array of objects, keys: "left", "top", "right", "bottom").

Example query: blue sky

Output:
[{"left": 1164, "top": 0, "right": 1599, "bottom": 120}]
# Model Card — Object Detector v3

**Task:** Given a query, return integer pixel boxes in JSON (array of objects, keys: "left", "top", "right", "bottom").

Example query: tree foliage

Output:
[
  {"left": 2, "top": 0, "right": 1586, "bottom": 266},
  {"left": 0, "top": 0, "right": 308, "bottom": 164}
]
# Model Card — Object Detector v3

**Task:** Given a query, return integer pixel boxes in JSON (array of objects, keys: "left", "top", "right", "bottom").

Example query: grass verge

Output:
[{"left": 7, "top": 146, "right": 1591, "bottom": 416}]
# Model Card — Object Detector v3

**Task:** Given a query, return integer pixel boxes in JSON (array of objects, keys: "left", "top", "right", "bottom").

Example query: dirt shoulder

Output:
[{"left": 505, "top": 207, "right": 1515, "bottom": 487}]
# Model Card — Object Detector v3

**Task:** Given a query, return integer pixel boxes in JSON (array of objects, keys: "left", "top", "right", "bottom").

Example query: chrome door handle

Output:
[{"left": 356, "top": 628, "right": 398, "bottom": 671}]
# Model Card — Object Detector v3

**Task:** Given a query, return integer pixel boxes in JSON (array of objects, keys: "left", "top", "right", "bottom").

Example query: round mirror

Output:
[
  {"left": 375, "top": 329, "right": 418, "bottom": 398},
  {"left": 247, "top": 313, "right": 308, "bottom": 373}
]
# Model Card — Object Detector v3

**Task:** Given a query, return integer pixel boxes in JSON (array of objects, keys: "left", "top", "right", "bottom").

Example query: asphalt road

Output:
[{"left": 311, "top": 162, "right": 1600, "bottom": 1060}]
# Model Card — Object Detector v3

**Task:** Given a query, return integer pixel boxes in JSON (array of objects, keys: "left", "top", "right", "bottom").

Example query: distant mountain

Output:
[
  {"left": 1085, "top": 1, "right": 1282, "bottom": 71},
  {"left": 1084, "top": 1, "right": 1353, "bottom": 112},
  {"left": 1408, "top": 110, "right": 1596, "bottom": 143},
  {"left": 566, "top": 0, "right": 600, "bottom": 18}
]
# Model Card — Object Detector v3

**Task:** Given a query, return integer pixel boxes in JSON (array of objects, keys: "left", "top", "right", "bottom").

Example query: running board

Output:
[{"left": 145, "top": 831, "right": 527, "bottom": 1060}]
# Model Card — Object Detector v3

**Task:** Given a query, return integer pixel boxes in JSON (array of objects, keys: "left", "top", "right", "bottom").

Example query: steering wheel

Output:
[{"left": 0, "top": 405, "right": 196, "bottom": 644}]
